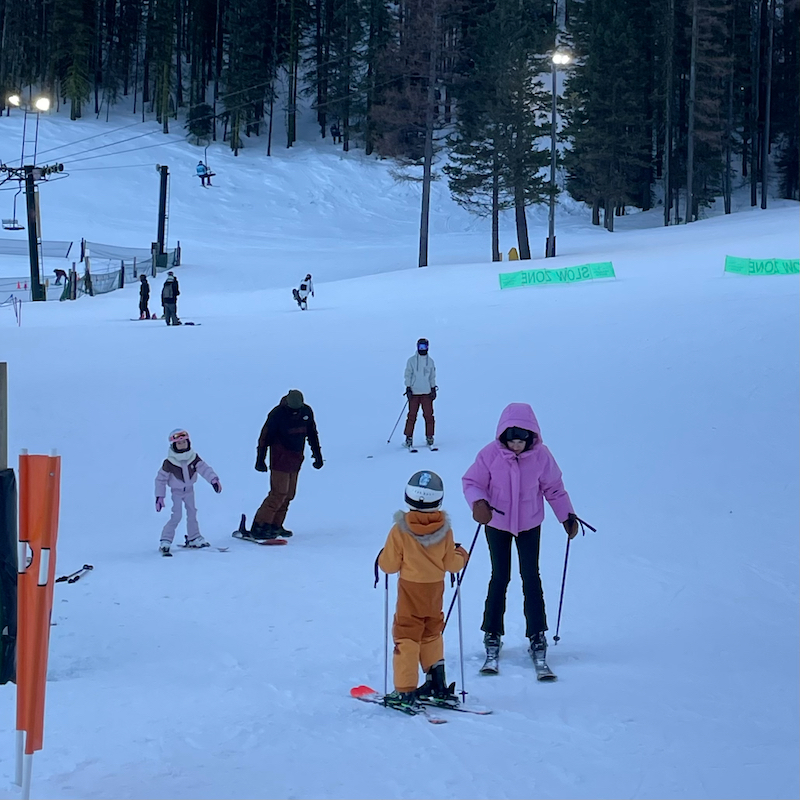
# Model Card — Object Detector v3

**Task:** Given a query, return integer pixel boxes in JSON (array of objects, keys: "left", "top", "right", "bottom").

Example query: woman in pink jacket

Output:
[{"left": 462, "top": 403, "right": 579, "bottom": 669}]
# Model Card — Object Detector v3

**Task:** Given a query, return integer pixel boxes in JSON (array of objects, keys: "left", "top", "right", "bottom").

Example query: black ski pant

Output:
[
  {"left": 481, "top": 525, "right": 547, "bottom": 639},
  {"left": 139, "top": 297, "right": 149, "bottom": 317}
]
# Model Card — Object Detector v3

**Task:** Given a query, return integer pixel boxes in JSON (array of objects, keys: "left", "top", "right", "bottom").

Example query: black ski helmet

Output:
[{"left": 417, "top": 338, "right": 429, "bottom": 353}]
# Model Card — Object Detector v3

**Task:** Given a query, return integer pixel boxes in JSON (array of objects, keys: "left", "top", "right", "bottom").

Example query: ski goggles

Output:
[
  {"left": 417, "top": 341, "right": 429, "bottom": 351},
  {"left": 169, "top": 430, "right": 190, "bottom": 443},
  {"left": 504, "top": 427, "right": 534, "bottom": 442}
]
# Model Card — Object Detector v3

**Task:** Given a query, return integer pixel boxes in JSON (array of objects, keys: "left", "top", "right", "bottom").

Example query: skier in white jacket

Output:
[
  {"left": 403, "top": 337, "right": 437, "bottom": 448},
  {"left": 154, "top": 429, "right": 222, "bottom": 554}
]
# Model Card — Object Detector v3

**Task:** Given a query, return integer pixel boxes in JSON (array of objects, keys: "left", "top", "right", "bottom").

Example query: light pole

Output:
[
  {"left": 6, "top": 94, "right": 51, "bottom": 301},
  {"left": 546, "top": 52, "right": 571, "bottom": 258}
]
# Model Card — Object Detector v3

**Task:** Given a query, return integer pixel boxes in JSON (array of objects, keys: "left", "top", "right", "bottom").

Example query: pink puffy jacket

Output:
[{"left": 462, "top": 403, "right": 574, "bottom": 536}]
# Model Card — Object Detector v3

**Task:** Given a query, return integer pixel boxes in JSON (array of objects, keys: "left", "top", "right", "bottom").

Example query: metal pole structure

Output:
[
  {"left": 24, "top": 166, "right": 45, "bottom": 301},
  {"left": 546, "top": 59, "right": 558, "bottom": 258},
  {"left": 418, "top": 0, "right": 439, "bottom": 268},
  {"left": 0, "top": 362, "right": 7, "bottom": 470},
  {"left": 156, "top": 165, "right": 169, "bottom": 256}
]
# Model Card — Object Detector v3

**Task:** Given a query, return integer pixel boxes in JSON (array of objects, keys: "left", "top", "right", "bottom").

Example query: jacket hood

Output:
[
  {"left": 393, "top": 510, "right": 451, "bottom": 548},
  {"left": 495, "top": 403, "right": 542, "bottom": 443},
  {"left": 166, "top": 447, "right": 197, "bottom": 466}
]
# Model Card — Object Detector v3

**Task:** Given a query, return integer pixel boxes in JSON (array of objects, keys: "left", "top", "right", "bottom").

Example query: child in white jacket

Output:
[{"left": 155, "top": 429, "right": 222, "bottom": 554}]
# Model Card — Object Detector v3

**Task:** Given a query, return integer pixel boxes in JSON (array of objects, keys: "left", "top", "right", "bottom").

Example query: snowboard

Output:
[{"left": 232, "top": 514, "right": 288, "bottom": 546}]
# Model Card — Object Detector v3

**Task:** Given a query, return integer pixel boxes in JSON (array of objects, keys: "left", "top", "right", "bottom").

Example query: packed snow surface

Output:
[{"left": 1, "top": 109, "right": 798, "bottom": 800}]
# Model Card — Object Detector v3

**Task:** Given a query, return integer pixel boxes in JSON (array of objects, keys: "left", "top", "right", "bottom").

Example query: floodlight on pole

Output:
[
  {"left": 8, "top": 94, "right": 21, "bottom": 107},
  {"left": 34, "top": 98, "right": 50, "bottom": 112},
  {"left": 546, "top": 50, "right": 572, "bottom": 258}
]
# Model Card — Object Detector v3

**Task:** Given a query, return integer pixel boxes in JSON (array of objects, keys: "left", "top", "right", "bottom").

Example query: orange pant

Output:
[{"left": 392, "top": 578, "right": 445, "bottom": 693}]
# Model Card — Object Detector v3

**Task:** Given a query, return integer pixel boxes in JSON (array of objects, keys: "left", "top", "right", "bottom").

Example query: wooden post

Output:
[{"left": 0, "top": 362, "right": 7, "bottom": 470}]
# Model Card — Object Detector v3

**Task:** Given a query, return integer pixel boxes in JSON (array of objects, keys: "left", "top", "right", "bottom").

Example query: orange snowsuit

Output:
[{"left": 378, "top": 510, "right": 468, "bottom": 693}]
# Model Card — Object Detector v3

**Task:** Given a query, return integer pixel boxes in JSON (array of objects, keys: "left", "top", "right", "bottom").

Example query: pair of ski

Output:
[
  {"left": 480, "top": 648, "right": 557, "bottom": 681},
  {"left": 406, "top": 443, "right": 438, "bottom": 453},
  {"left": 161, "top": 543, "right": 229, "bottom": 557},
  {"left": 350, "top": 685, "right": 491, "bottom": 725}
]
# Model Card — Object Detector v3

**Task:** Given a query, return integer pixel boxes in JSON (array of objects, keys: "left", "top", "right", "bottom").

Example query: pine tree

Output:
[
  {"left": 51, "top": 0, "right": 95, "bottom": 120},
  {"left": 564, "top": 0, "right": 652, "bottom": 230},
  {"left": 447, "top": 0, "right": 551, "bottom": 259}
]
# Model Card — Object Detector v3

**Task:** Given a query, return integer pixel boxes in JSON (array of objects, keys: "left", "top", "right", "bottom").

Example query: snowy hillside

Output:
[{"left": 1, "top": 110, "right": 799, "bottom": 800}]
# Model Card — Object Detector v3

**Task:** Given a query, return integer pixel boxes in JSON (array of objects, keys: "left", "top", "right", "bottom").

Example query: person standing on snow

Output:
[
  {"left": 378, "top": 470, "right": 468, "bottom": 711},
  {"left": 251, "top": 390, "right": 323, "bottom": 539},
  {"left": 161, "top": 271, "right": 180, "bottom": 325},
  {"left": 462, "top": 403, "right": 580, "bottom": 672},
  {"left": 155, "top": 429, "right": 222, "bottom": 555},
  {"left": 292, "top": 275, "right": 314, "bottom": 310},
  {"left": 403, "top": 338, "right": 437, "bottom": 448},
  {"left": 139, "top": 274, "right": 151, "bottom": 319}
]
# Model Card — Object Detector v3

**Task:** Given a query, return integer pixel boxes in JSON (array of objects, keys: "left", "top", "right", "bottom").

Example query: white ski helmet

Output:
[{"left": 405, "top": 470, "right": 444, "bottom": 511}]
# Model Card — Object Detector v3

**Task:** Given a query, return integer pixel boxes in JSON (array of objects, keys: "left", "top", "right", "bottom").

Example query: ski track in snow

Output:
[{"left": 1, "top": 108, "right": 798, "bottom": 800}]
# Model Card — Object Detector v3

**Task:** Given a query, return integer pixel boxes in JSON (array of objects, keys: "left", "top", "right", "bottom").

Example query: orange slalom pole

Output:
[{"left": 16, "top": 451, "right": 61, "bottom": 799}]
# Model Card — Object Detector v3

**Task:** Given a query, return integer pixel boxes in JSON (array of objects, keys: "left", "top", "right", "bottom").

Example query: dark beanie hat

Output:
[{"left": 286, "top": 389, "right": 304, "bottom": 409}]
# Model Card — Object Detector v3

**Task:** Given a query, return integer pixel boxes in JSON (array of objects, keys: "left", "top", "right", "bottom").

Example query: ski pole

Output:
[
  {"left": 387, "top": 399, "right": 409, "bottom": 443},
  {"left": 456, "top": 570, "right": 467, "bottom": 703},
  {"left": 442, "top": 508, "right": 505, "bottom": 631},
  {"left": 68, "top": 565, "right": 94, "bottom": 584},
  {"left": 374, "top": 551, "right": 389, "bottom": 696},
  {"left": 443, "top": 523, "right": 482, "bottom": 631},
  {"left": 56, "top": 564, "right": 93, "bottom": 584},
  {"left": 383, "top": 573, "right": 389, "bottom": 696},
  {"left": 552, "top": 515, "right": 596, "bottom": 644}
]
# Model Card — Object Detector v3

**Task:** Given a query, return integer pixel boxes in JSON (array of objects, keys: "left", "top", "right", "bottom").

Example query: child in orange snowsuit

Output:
[{"left": 378, "top": 470, "right": 468, "bottom": 708}]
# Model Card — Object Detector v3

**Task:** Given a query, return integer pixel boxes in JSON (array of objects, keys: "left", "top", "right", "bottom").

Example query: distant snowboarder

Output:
[
  {"left": 155, "top": 428, "right": 222, "bottom": 555},
  {"left": 251, "top": 390, "right": 323, "bottom": 539},
  {"left": 53, "top": 268, "right": 68, "bottom": 285},
  {"left": 292, "top": 276, "right": 313, "bottom": 310},
  {"left": 139, "top": 274, "right": 151, "bottom": 319}
]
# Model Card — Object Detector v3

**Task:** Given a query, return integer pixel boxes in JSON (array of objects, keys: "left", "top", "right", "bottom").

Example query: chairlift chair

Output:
[{"left": 3, "top": 189, "right": 25, "bottom": 230}]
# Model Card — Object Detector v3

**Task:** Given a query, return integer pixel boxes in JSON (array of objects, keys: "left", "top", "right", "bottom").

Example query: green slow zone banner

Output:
[
  {"left": 724, "top": 256, "right": 799, "bottom": 275},
  {"left": 499, "top": 261, "right": 616, "bottom": 289}
]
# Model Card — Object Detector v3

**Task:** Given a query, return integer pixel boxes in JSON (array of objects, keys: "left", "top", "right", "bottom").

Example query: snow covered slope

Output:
[{"left": 1, "top": 110, "right": 799, "bottom": 800}]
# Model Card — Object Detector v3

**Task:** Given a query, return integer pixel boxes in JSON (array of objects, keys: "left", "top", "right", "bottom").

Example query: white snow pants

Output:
[{"left": 161, "top": 487, "right": 201, "bottom": 543}]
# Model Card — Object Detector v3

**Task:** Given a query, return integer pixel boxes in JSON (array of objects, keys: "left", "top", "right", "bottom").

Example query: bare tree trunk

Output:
[
  {"left": 287, "top": 0, "right": 298, "bottom": 148},
  {"left": 491, "top": 145, "right": 500, "bottom": 262},
  {"left": 664, "top": 0, "right": 674, "bottom": 225},
  {"left": 514, "top": 184, "right": 532, "bottom": 258},
  {"left": 686, "top": 0, "right": 698, "bottom": 223},
  {"left": 175, "top": 0, "right": 183, "bottom": 112},
  {"left": 760, "top": 0, "right": 774, "bottom": 208},
  {"left": 724, "top": 7, "right": 735, "bottom": 214},
  {"left": 750, "top": 0, "right": 761, "bottom": 206},
  {"left": 604, "top": 198, "right": 615, "bottom": 231}
]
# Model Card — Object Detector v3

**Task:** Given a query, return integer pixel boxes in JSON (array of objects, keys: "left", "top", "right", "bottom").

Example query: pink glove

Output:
[{"left": 156, "top": 497, "right": 165, "bottom": 512}]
